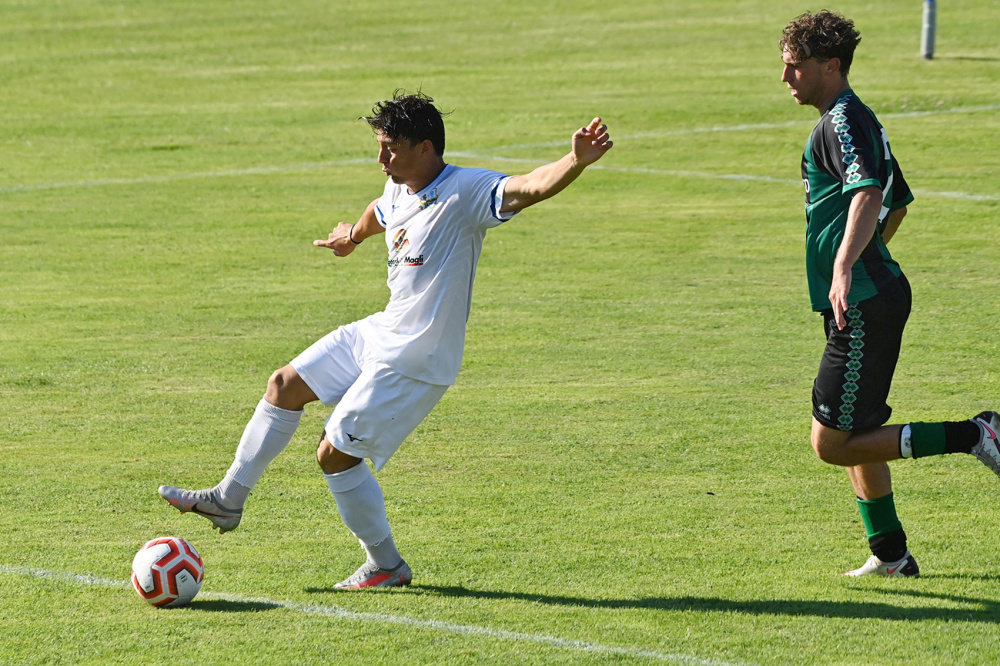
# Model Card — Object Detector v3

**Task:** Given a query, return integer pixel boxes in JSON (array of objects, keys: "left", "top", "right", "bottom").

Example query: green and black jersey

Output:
[{"left": 801, "top": 89, "right": 914, "bottom": 312}]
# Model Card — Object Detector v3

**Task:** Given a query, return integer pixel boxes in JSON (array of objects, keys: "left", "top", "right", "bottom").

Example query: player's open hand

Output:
[
  {"left": 572, "top": 117, "right": 613, "bottom": 167},
  {"left": 313, "top": 222, "right": 358, "bottom": 257}
]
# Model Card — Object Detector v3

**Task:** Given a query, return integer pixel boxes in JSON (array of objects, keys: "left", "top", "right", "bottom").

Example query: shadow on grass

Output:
[
  {"left": 187, "top": 582, "right": 1000, "bottom": 623},
  {"left": 394, "top": 584, "right": 1000, "bottom": 624},
  {"left": 188, "top": 599, "right": 283, "bottom": 613}
]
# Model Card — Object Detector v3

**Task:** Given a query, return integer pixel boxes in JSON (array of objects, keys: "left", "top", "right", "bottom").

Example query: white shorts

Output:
[{"left": 290, "top": 321, "right": 449, "bottom": 471}]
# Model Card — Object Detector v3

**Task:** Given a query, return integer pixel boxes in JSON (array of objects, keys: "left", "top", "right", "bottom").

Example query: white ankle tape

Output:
[{"left": 899, "top": 425, "right": 913, "bottom": 459}]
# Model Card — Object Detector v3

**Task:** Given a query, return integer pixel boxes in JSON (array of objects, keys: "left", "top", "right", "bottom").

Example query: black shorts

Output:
[{"left": 812, "top": 274, "right": 912, "bottom": 431}]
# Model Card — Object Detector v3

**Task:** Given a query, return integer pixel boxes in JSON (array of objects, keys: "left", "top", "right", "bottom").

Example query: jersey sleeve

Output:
[
  {"left": 889, "top": 155, "right": 914, "bottom": 210},
  {"left": 821, "top": 104, "right": 883, "bottom": 196},
  {"left": 461, "top": 168, "right": 519, "bottom": 229}
]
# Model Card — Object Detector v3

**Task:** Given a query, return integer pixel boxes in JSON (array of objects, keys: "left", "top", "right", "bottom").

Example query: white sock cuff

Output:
[
  {"left": 215, "top": 474, "right": 250, "bottom": 508},
  {"left": 324, "top": 462, "right": 373, "bottom": 494},
  {"left": 358, "top": 527, "right": 393, "bottom": 550},
  {"left": 256, "top": 398, "right": 303, "bottom": 434},
  {"left": 226, "top": 464, "right": 261, "bottom": 489}
]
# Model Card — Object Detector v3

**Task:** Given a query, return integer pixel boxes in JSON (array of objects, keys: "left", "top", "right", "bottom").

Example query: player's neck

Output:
[
  {"left": 406, "top": 160, "right": 447, "bottom": 195},
  {"left": 815, "top": 79, "right": 851, "bottom": 115}
]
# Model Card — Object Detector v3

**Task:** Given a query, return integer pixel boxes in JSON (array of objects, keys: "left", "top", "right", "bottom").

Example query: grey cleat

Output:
[
  {"left": 971, "top": 411, "right": 1000, "bottom": 478},
  {"left": 334, "top": 560, "right": 413, "bottom": 590},
  {"left": 158, "top": 485, "right": 243, "bottom": 534}
]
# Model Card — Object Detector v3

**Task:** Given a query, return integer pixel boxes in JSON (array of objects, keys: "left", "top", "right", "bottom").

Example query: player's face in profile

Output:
[
  {"left": 781, "top": 48, "right": 827, "bottom": 109},
  {"left": 376, "top": 132, "right": 423, "bottom": 187}
]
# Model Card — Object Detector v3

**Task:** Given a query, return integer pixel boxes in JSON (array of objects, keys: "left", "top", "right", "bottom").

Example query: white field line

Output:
[
  {"left": 0, "top": 103, "right": 997, "bottom": 201},
  {"left": 494, "top": 103, "right": 1000, "bottom": 150},
  {"left": 0, "top": 159, "right": 371, "bottom": 194},
  {"left": 451, "top": 154, "right": 1000, "bottom": 202},
  {"left": 3, "top": 154, "right": 994, "bottom": 202},
  {"left": 1, "top": 564, "right": 751, "bottom": 666}
]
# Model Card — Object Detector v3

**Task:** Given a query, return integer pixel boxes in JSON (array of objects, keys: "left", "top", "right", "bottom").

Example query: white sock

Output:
[
  {"left": 325, "top": 463, "right": 402, "bottom": 569},
  {"left": 215, "top": 474, "right": 251, "bottom": 509},
  {"left": 224, "top": 398, "right": 302, "bottom": 496},
  {"left": 363, "top": 535, "right": 403, "bottom": 571}
]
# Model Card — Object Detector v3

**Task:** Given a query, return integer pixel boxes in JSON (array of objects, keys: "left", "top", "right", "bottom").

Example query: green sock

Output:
[
  {"left": 909, "top": 421, "right": 947, "bottom": 459},
  {"left": 856, "top": 493, "right": 903, "bottom": 539}
]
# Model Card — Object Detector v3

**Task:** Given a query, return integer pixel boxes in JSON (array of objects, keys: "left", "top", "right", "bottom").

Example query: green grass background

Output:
[{"left": 1, "top": 0, "right": 999, "bottom": 663}]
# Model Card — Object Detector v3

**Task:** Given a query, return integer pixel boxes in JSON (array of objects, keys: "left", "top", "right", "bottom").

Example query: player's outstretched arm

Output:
[
  {"left": 313, "top": 199, "right": 384, "bottom": 257},
  {"left": 500, "top": 117, "right": 613, "bottom": 214}
]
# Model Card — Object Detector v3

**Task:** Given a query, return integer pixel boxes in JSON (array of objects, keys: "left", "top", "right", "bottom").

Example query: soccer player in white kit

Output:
[{"left": 159, "top": 91, "right": 613, "bottom": 589}]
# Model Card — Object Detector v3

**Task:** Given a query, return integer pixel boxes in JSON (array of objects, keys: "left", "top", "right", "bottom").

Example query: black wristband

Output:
[{"left": 349, "top": 225, "right": 362, "bottom": 245}]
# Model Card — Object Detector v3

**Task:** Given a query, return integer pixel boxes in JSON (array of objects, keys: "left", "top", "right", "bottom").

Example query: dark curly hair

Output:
[
  {"left": 780, "top": 10, "right": 861, "bottom": 76},
  {"left": 362, "top": 90, "right": 448, "bottom": 156}
]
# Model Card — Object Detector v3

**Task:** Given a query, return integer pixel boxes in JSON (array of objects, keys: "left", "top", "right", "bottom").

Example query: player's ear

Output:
[{"left": 825, "top": 56, "right": 843, "bottom": 76}]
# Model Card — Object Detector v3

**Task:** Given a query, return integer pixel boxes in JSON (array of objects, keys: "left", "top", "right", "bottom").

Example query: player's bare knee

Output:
[
  {"left": 812, "top": 432, "right": 845, "bottom": 465},
  {"left": 265, "top": 365, "right": 312, "bottom": 410},
  {"left": 811, "top": 436, "right": 830, "bottom": 462},
  {"left": 265, "top": 367, "right": 290, "bottom": 399},
  {"left": 316, "top": 435, "right": 333, "bottom": 469},
  {"left": 316, "top": 435, "right": 363, "bottom": 475}
]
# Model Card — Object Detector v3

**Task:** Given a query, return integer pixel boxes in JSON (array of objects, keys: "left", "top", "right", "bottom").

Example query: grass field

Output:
[{"left": 2, "top": 0, "right": 999, "bottom": 663}]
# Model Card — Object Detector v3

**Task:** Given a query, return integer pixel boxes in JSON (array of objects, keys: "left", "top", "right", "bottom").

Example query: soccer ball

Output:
[{"left": 131, "top": 536, "right": 204, "bottom": 608}]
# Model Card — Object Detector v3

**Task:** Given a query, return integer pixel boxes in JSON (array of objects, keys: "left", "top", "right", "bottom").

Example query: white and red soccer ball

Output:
[{"left": 131, "top": 536, "right": 204, "bottom": 608}]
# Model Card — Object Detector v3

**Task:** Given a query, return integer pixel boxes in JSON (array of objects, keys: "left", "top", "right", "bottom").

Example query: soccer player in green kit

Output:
[{"left": 780, "top": 10, "right": 1000, "bottom": 576}]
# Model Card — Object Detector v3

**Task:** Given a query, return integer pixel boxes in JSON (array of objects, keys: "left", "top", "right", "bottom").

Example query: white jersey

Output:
[{"left": 357, "top": 164, "right": 517, "bottom": 385}]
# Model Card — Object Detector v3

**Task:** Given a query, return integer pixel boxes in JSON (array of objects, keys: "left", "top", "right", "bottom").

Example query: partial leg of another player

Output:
[
  {"left": 159, "top": 365, "right": 314, "bottom": 533},
  {"left": 814, "top": 414, "right": 1000, "bottom": 577}
]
